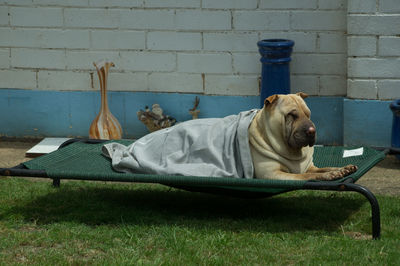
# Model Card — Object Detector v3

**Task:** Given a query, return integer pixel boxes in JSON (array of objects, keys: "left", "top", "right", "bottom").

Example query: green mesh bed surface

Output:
[{"left": 23, "top": 140, "right": 386, "bottom": 196}]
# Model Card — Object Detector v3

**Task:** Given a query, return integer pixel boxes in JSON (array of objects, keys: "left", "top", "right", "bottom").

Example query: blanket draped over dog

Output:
[{"left": 102, "top": 110, "right": 258, "bottom": 179}]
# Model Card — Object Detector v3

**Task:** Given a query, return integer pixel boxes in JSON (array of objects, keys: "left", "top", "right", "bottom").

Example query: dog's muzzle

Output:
[{"left": 290, "top": 122, "right": 316, "bottom": 149}]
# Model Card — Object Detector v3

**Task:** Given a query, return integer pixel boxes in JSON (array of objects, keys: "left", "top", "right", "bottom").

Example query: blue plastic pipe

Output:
[
  {"left": 257, "top": 39, "right": 295, "bottom": 107},
  {"left": 390, "top": 100, "right": 400, "bottom": 159}
]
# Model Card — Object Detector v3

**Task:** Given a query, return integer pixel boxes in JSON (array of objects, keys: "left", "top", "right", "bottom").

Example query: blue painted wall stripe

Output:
[
  {"left": 0, "top": 89, "right": 394, "bottom": 147},
  {"left": 0, "top": 89, "right": 259, "bottom": 139}
]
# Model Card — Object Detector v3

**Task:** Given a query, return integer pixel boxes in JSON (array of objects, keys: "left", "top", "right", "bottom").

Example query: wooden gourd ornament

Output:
[{"left": 89, "top": 61, "right": 123, "bottom": 140}]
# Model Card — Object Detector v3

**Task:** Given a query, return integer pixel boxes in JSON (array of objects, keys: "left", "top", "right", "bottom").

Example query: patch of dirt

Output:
[
  {"left": 357, "top": 154, "right": 400, "bottom": 196},
  {"left": 1, "top": 140, "right": 400, "bottom": 196},
  {"left": 0, "top": 140, "right": 39, "bottom": 168},
  {"left": 344, "top": 231, "right": 372, "bottom": 240}
]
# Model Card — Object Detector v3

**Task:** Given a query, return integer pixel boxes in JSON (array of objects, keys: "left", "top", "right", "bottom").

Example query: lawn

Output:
[{"left": 1, "top": 177, "right": 399, "bottom": 265}]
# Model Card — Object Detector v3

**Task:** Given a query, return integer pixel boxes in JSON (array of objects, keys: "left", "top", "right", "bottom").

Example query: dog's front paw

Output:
[
  {"left": 318, "top": 165, "right": 358, "bottom": 181},
  {"left": 343, "top": 164, "right": 358, "bottom": 175},
  {"left": 321, "top": 170, "right": 344, "bottom": 181}
]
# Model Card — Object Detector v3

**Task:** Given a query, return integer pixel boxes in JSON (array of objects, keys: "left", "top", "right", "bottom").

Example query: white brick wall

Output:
[
  {"left": 291, "top": 75, "right": 319, "bottom": 96},
  {"left": 378, "top": 37, "right": 400, "bottom": 56},
  {"left": 178, "top": 53, "right": 232, "bottom": 74},
  {"left": 103, "top": 72, "right": 148, "bottom": 91},
  {"left": 377, "top": 80, "right": 400, "bottom": 99},
  {"left": 203, "top": 0, "right": 257, "bottom": 9},
  {"left": 318, "top": 0, "right": 346, "bottom": 10},
  {"left": 291, "top": 11, "right": 346, "bottom": 30},
  {"left": 38, "top": 71, "right": 91, "bottom": 91},
  {"left": 232, "top": 53, "right": 260, "bottom": 74},
  {"left": 89, "top": 0, "right": 143, "bottom": 8},
  {"left": 292, "top": 54, "right": 346, "bottom": 75},
  {"left": 348, "top": 0, "right": 376, "bottom": 13},
  {"left": 148, "top": 73, "right": 203, "bottom": 93},
  {"left": 347, "top": 36, "right": 377, "bottom": 56},
  {"left": 233, "top": 11, "right": 290, "bottom": 30},
  {"left": 10, "top": 7, "right": 63, "bottom": 27},
  {"left": 347, "top": 0, "right": 400, "bottom": 100},
  {"left": 66, "top": 50, "right": 120, "bottom": 70},
  {"left": 319, "top": 76, "right": 346, "bottom": 96},
  {"left": 0, "top": 48, "right": 9, "bottom": 68},
  {"left": 318, "top": 33, "right": 346, "bottom": 53},
  {"left": 64, "top": 8, "right": 120, "bottom": 29},
  {"left": 0, "top": 70, "right": 37, "bottom": 89},
  {"left": 120, "top": 10, "right": 176, "bottom": 30},
  {"left": 145, "top": 0, "right": 199, "bottom": 8},
  {"left": 203, "top": 33, "right": 259, "bottom": 52},
  {"left": 348, "top": 15, "right": 400, "bottom": 35},
  {"left": 91, "top": 30, "right": 145, "bottom": 50},
  {"left": 348, "top": 58, "right": 400, "bottom": 78},
  {"left": 380, "top": 0, "right": 400, "bottom": 13},
  {"left": 205, "top": 75, "right": 259, "bottom": 96},
  {"left": 0, "top": 1, "right": 398, "bottom": 99},
  {"left": 259, "top": 0, "right": 317, "bottom": 9},
  {"left": 347, "top": 79, "right": 377, "bottom": 99},
  {"left": 120, "top": 51, "right": 176, "bottom": 71},
  {"left": 147, "top": 32, "right": 201, "bottom": 51},
  {"left": 0, "top": 6, "right": 8, "bottom": 25},
  {"left": 176, "top": 10, "right": 231, "bottom": 30},
  {"left": 11, "top": 48, "right": 66, "bottom": 69},
  {"left": 0, "top": 28, "right": 90, "bottom": 49}
]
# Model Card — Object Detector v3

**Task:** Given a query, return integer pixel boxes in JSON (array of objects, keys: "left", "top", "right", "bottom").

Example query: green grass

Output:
[{"left": 1, "top": 177, "right": 400, "bottom": 265}]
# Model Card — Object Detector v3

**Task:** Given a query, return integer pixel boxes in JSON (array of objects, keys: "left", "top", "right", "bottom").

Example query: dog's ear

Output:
[
  {"left": 296, "top": 92, "right": 308, "bottom": 99},
  {"left": 264, "top": 94, "right": 279, "bottom": 107}
]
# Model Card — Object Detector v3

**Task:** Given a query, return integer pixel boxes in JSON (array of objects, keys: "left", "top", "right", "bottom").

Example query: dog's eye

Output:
[{"left": 288, "top": 112, "right": 298, "bottom": 120}]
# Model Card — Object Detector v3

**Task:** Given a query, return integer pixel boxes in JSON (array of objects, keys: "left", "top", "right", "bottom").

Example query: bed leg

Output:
[
  {"left": 52, "top": 178, "right": 60, "bottom": 187},
  {"left": 344, "top": 183, "right": 381, "bottom": 239},
  {"left": 304, "top": 181, "right": 381, "bottom": 239}
]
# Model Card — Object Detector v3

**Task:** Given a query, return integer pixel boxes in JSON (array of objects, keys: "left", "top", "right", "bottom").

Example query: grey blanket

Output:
[{"left": 102, "top": 110, "right": 258, "bottom": 179}]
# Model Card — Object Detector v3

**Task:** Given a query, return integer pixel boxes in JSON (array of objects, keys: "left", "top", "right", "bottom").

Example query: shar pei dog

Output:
[{"left": 249, "top": 93, "right": 358, "bottom": 181}]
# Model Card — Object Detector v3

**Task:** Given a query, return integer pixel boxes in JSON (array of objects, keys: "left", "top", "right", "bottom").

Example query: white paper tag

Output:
[
  {"left": 26, "top": 137, "right": 71, "bottom": 156},
  {"left": 343, "top": 147, "right": 364, "bottom": 158}
]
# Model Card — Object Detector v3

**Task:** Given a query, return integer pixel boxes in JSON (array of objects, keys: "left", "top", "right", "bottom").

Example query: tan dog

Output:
[{"left": 249, "top": 93, "right": 357, "bottom": 181}]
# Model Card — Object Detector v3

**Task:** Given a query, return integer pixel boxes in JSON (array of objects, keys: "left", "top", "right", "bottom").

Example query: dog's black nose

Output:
[{"left": 306, "top": 126, "right": 316, "bottom": 137}]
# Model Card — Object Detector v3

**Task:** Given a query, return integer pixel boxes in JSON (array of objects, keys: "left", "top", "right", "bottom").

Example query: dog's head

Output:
[{"left": 263, "top": 92, "right": 316, "bottom": 150}]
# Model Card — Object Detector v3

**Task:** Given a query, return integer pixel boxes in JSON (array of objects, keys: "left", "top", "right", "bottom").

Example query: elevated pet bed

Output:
[{"left": 0, "top": 139, "right": 386, "bottom": 239}]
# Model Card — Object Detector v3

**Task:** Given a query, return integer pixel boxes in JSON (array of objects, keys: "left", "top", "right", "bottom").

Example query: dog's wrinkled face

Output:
[{"left": 265, "top": 93, "right": 316, "bottom": 150}]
